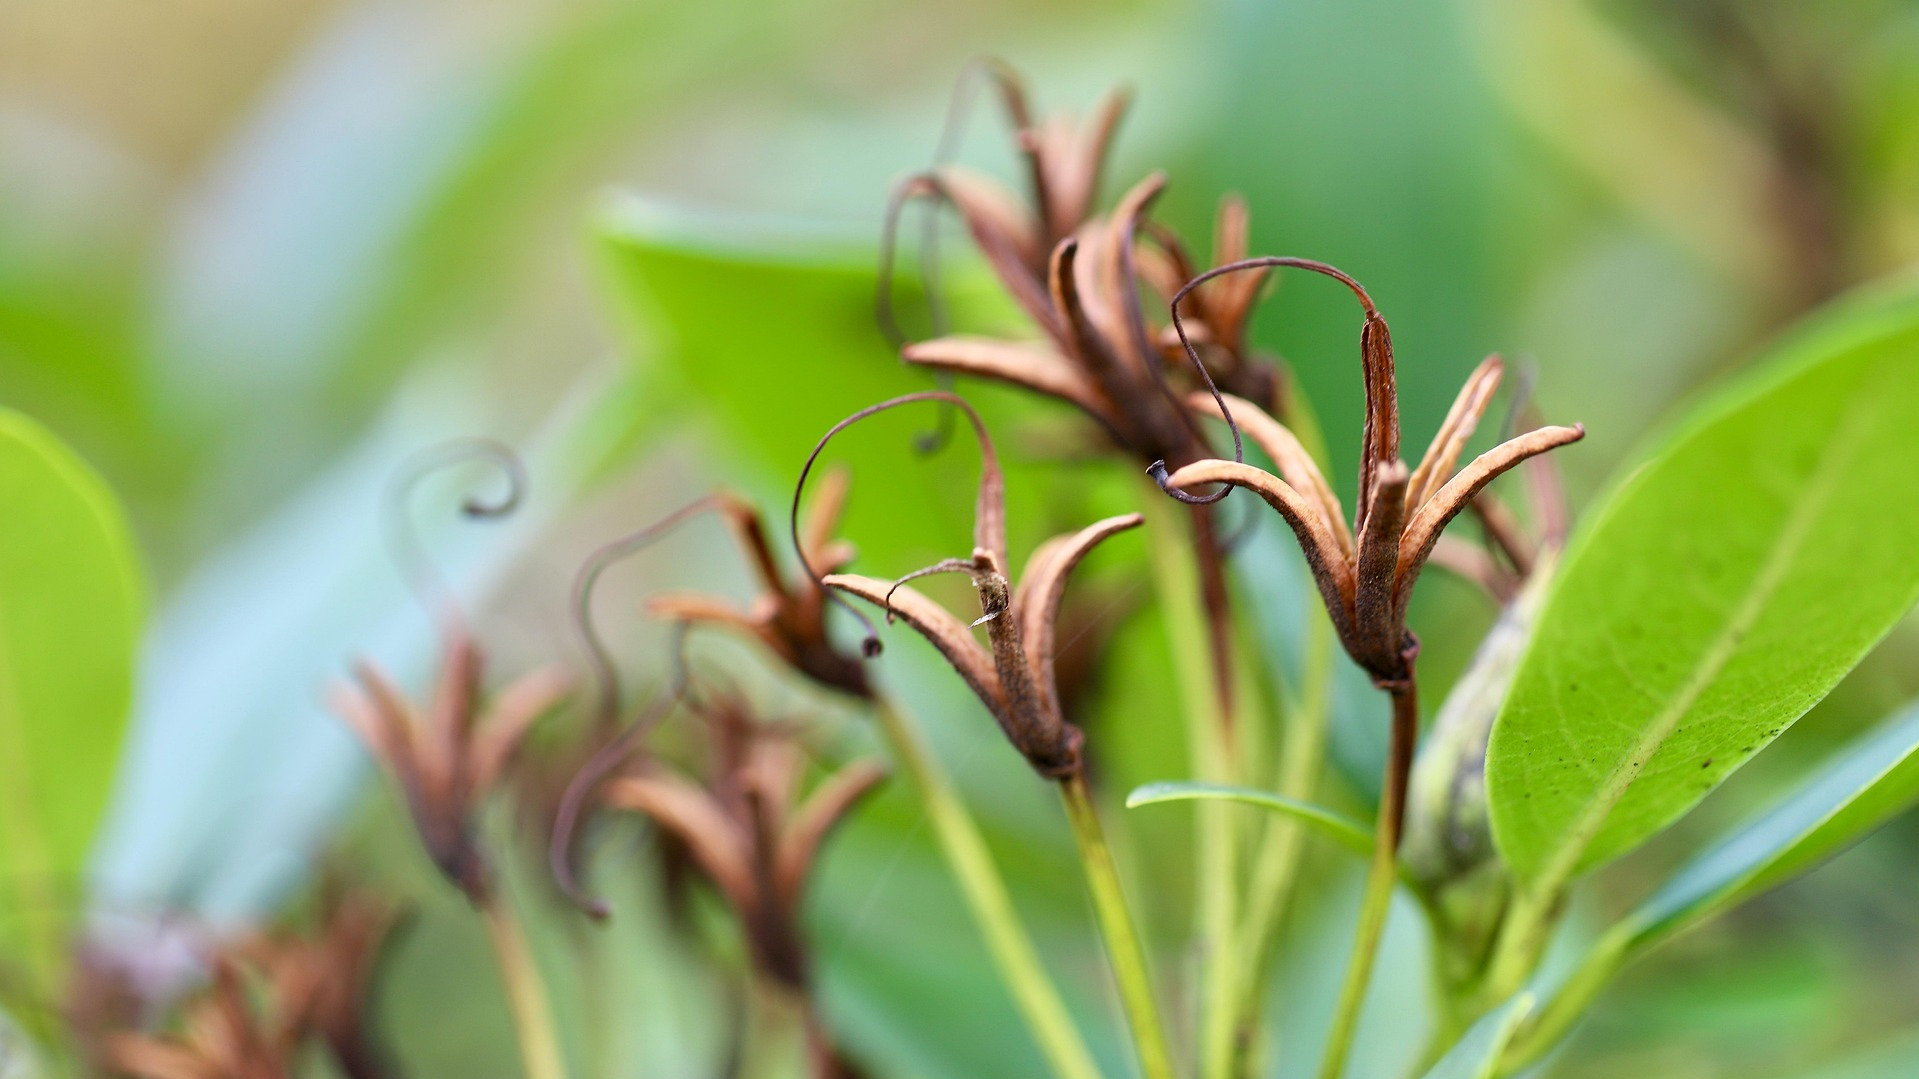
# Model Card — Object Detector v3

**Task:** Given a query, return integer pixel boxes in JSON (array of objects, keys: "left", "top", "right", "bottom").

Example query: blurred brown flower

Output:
[
  {"left": 640, "top": 475, "right": 870, "bottom": 700},
  {"left": 329, "top": 626, "right": 570, "bottom": 902},
  {"left": 797, "top": 392, "right": 1140, "bottom": 780}
]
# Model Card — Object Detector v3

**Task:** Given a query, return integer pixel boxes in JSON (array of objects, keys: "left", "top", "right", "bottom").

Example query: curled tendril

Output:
[
  {"left": 876, "top": 57, "right": 1032, "bottom": 456},
  {"left": 792, "top": 391, "right": 1004, "bottom": 660},
  {"left": 384, "top": 437, "right": 527, "bottom": 626},
  {"left": 549, "top": 621, "right": 693, "bottom": 920},
  {"left": 1152, "top": 257, "right": 1379, "bottom": 504},
  {"left": 570, "top": 496, "right": 734, "bottom": 736}
]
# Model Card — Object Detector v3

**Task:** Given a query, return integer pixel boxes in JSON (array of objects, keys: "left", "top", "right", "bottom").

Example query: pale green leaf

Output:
[
  {"left": 0, "top": 409, "right": 143, "bottom": 973},
  {"left": 1624, "top": 700, "right": 1919, "bottom": 951},
  {"left": 1125, "top": 781, "right": 1373, "bottom": 857},
  {"left": 1487, "top": 281, "right": 1919, "bottom": 891},
  {"left": 1420, "top": 992, "right": 1534, "bottom": 1079}
]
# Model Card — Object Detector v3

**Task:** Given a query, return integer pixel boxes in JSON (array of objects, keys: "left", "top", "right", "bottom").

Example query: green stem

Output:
[
  {"left": 1231, "top": 604, "right": 1336, "bottom": 1066},
  {"left": 1317, "top": 679, "right": 1418, "bottom": 1079},
  {"left": 871, "top": 695, "right": 1105, "bottom": 1079},
  {"left": 483, "top": 896, "right": 570, "bottom": 1079},
  {"left": 1059, "top": 772, "right": 1178, "bottom": 1079},
  {"left": 1139, "top": 490, "right": 1239, "bottom": 1079}
]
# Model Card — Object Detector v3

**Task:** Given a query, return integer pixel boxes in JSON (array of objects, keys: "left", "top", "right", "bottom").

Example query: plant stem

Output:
[
  {"left": 1139, "top": 490, "right": 1239, "bottom": 1079},
  {"left": 1231, "top": 604, "right": 1337, "bottom": 1065},
  {"left": 482, "top": 895, "right": 570, "bottom": 1079},
  {"left": 870, "top": 695, "right": 1105, "bottom": 1079},
  {"left": 1316, "top": 678, "right": 1418, "bottom": 1079},
  {"left": 1059, "top": 772, "right": 1178, "bottom": 1079}
]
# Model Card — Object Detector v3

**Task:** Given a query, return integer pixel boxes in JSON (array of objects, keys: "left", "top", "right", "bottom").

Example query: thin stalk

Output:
[
  {"left": 482, "top": 896, "right": 570, "bottom": 1079},
  {"left": 1316, "top": 679, "right": 1418, "bottom": 1079},
  {"left": 1139, "top": 489, "right": 1239, "bottom": 1079},
  {"left": 1230, "top": 604, "right": 1337, "bottom": 1067},
  {"left": 869, "top": 695, "right": 1105, "bottom": 1079},
  {"left": 1059, "top": 772, "right": 1178, "bottom": 1079}
]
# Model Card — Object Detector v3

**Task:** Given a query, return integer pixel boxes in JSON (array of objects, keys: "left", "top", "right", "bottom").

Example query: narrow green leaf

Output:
[
  {"left": 1421, "top": 992, "right": 1534, "bottom": 1079},
  {"left": 1124, "top": 781, "right": 1373, "bottom": 857},
  {"left": 0, "top": 409, "right": 144, "bottom": 975},
  {"left": 1487, "top": 281, "right": 1919, "bottom": 892},
  {"left": 1625, "top": 701, "right": 1919, "bottom": 951}
]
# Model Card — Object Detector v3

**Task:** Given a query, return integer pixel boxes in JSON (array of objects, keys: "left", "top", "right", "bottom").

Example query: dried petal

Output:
[
  {"left": 1014, "top": 515, "right": 1143, "bottom": 719},
  {"left": 1186, "top": 391, "right": 1350, "bottom": 555},
  {"left": 774, "top": 759, "right": 887, "bottom": 906},
  {"left": 470, "top": 666, "right": 572, "bottom": 793},
  {"left": 1161, "top": 459, "right": 1356, "bottom": 640},
  {"left": 603, "top": 769, "right": 756, "bottom": 916},
  {"left": 1395, "top": 424, "right": 1586, "bottom": 621},
  {"left": 823, "top": 574, "right": 1003, "bottom": 712},
  {"left": 902, "top": 336, "right": 1119, "bottom": 428},
  {"left": 1406, "top": 354, "right": 1503, "bottom": 512}
]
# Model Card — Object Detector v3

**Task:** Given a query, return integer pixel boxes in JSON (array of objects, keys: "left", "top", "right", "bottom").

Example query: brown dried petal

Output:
[
  {"left": 1162, "top": 459, "right": 1357, "bottom": 641},
  {"left": 902, "top": 336, "right": 1120, "bottom": 429},
  {"left": 774, "top": 758, "right": 887, "bottom": 906},
  {"left": 1355, "top": 459, "right": 1411, "bottom": 674},
  {"left": 824, "top": 574, "right": 1003, "bottom": 714},
  {"left": 470, "top": 666, "right": 572, "bottom": 793},
  {"left": 1406, "top": 355, "right": 1503, "bottom": 513},
  {"left": 603, "top": 769, "right": 756, "bottom": 916},
  {"left": 1395, "top": 425, "right": 1586, "bottom": 620},
  {"left": 1186, "top": 391, "right": 1351, "bottom": 555},
  {"left": 1015, "top": 515, "right": 1143, "bottom": 719}
]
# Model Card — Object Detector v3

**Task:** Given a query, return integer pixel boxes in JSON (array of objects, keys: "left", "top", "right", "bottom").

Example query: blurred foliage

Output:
[{"left": 0, "top": 0, "right": 1917, "bottom": 1076}]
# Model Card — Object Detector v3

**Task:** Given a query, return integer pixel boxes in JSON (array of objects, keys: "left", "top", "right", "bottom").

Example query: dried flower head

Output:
[
  {"left": 882, "top": 65, "right": 1280, "bottom": 476},
  {"left": 588, "top": 691, "right": 884, "bottom": 991},
  {"left": 1153, "top": 258, "right": 1585, "bottom": 687},
  {"left": 254, "top": 885, "right": 404, "bottom": 1079},
  {"left": 330, "top": 626, "right": 570, "bottom": 903},
  {"left": 105, "top": 959, "right": 303, "bottom": 1079},
  {"left": 794, "top": 392, "right": 1141, "bottom": 779},
  {"left": 616, "top": 479, "right": 870, "bottom": 704}
]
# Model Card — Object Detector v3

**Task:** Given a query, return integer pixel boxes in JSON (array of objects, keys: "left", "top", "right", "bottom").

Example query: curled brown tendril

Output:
[
  {"left": 384, "top": 436, "right": 527, "bottom": 625},
  {"left": 1150, "top": 257, "right": 1377, "bottom": 504},
  {"left": 549, "top": 620, "right": 692, "bottom": 920},
  {"left": 791, "top": 390, "right": 1007, "bottom": 661}
]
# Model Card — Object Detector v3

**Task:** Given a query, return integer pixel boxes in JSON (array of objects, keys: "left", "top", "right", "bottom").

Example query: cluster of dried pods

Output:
[{"left": 77, "top": 62, "right": 1584, "bottom": 1079}]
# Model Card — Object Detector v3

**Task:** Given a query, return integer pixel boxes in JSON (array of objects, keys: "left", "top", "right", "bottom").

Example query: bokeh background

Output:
[{"left": 5, "top": 0, "right": 1919, "bottom": 1076}]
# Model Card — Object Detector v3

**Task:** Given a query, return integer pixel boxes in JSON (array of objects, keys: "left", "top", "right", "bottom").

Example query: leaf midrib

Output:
[{"left": 1525, "top": 393, "right": 1877, "bottom": 896}]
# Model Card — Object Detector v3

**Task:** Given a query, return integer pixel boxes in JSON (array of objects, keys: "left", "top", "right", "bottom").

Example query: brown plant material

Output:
[
  {"left": 98, "top": 889, "right": 403, "bottom": 1079},
  {"left": 1154, "top": 258, "right": 1585, "bottom": 689},
  {"left": 636, "top": 477, "right": 871, "bottom": 703},
  {"left": 795, "top": 392, "right": 1141, "bottom": 780},
  {"left": 329, "top": 625, "right": 571, "bottom": 903},
  {"left": 104, "top": 959, "right": 302, "bottom": 1079},
  {"left": 594, "top": 694, "right": 884, "bottom": 992}
]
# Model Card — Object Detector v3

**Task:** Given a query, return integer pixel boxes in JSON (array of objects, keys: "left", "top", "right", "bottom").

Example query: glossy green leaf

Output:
[
  {"left": 1421, "top": 992, "right": 1534, "bottom": 1079},
  {"left": 1487, "top": 281, "right": 1919, "bottom": 892},
  {"left": 1124, "top": 781, "right": 1373, "bottom": 857},
  {"left": 0, "top": 409, "right": 143, "bottom": 971},
  {"left": 1625, "top": 700, "right": 1919, "bottom": 951}
]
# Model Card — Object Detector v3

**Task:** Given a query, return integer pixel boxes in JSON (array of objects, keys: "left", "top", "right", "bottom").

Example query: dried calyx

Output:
[
  {"left": 880, "top": 63, "right": 1282, "bottom": 474},
  {"left": 331, "top": 441, "right": 570, "bottom": 904},
  {"left": 794, "top": 391, "right": 1140, "bottom": 779},
  {"left": 1153, "top": 257, "right": 1585, "bottom": 688}
]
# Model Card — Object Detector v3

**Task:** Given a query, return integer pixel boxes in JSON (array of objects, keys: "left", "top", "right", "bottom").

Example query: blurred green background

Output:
[{"left": 4, "top": 0, "right": 1919, "bottom": 1076}]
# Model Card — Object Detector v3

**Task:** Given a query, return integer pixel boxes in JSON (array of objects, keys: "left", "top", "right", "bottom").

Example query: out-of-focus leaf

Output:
[
  {"left": 1464, "top": 0, "right": 1784, "bottom": 298},
  {"left": 1487, "top": 280, "right": 1919, "bottom": 893},
  {"left": 1625, "top": 701, "right": 1919, "bottom": 951},
  {"left": 1422, "top": 992, "right": 1533, "bottom": 1079},
  {"left": 1124, "top": 782, "right": 1371, "bottom": 857},
  {"left": 0, "top": 410, "right": 144, "bottom": 974}
]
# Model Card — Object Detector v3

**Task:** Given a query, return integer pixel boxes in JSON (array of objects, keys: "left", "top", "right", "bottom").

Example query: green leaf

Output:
[
  {"left": 1124, "top": 781, "right": 1373, "bottom": 857},
  {"left": 1624, "top": 700, "right": 1919, "bottom": 951},
  {"left": 0, "top": 409, "right": 143, "bottom": 975},
  {"left": 1487, "top": 281, "right": 1919, "bottom": 892},
  {"left": 1420, "top": 993, "right": 1534, "bottom": 1079}
]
